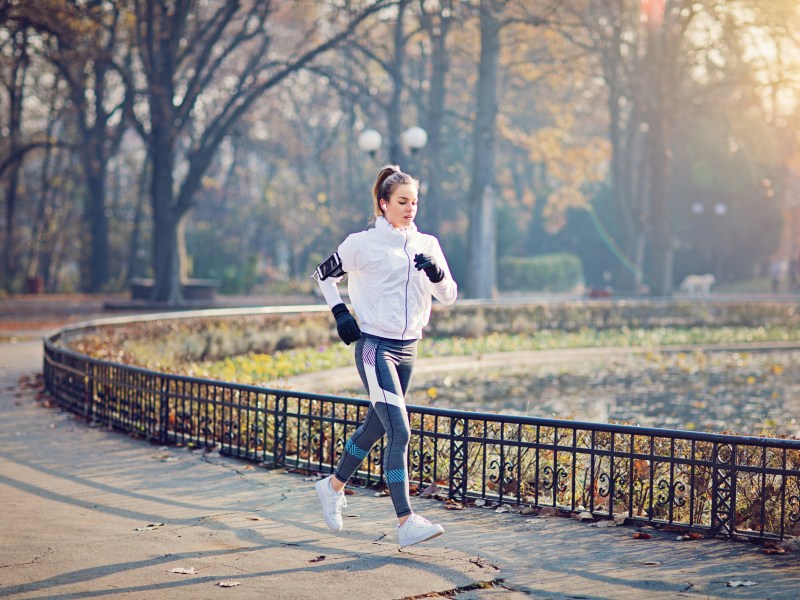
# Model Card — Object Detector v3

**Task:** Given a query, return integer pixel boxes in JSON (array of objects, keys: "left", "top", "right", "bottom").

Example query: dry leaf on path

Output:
[
  {"left": 168, "top": 567, "right": 196, "bottom": 575},
  {"left": 419, "top": 483, "right": 439, "bottom": 498},
  {"left": 444, "top": 499, "right": 465, "bottom": 510},
  {"left": 309, "top": 555, "right": 326, "bottom": 563},
  {"left": 763, "top": 543, "right": 787, "bottom": 555},
  {"left": 594, "top": 520, "right": 616, "bottom": 528},
  {"left": 135, "top": 523, "right": 164, "bottom": 531},
  {"left": 727, "top": 580, "right": 757, "bottom": 587},
  {"left": 633, "top": 532, "right": 652, "bottom": 539},
  {"left": 218, "top": 580, "right": 241, "bottom": 587}
]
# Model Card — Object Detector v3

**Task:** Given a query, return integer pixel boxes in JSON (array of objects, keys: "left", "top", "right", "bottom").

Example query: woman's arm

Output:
[{"left": 427, "top": 239, "right": 457, "bottom": 305}]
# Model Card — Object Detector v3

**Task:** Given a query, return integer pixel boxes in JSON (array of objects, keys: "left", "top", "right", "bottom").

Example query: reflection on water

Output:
[{"left": 343, "top": 350, "right": 800, "bottom": 437}]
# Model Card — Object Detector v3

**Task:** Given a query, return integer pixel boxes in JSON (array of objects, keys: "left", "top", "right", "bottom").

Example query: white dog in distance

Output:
[{"left": 680, "top": 274, "right": 715, "bottom": 298}]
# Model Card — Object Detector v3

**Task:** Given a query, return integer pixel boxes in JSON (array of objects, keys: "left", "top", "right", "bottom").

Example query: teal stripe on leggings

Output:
[{"left": 345, "top": 438, "right": 369, "bottom": 460}]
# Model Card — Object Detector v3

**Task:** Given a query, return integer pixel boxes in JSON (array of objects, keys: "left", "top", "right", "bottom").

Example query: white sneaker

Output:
[
  {"left": 397, "top": 514, "right": 444, "bottom": 548},
  {"left": 315, "top": 475, "right": 347, "bottom": 531}
]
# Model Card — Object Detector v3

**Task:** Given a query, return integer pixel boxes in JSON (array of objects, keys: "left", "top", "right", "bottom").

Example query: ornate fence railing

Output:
[{"left": 43, "top": 310, "right": 800, "bottom": 542}]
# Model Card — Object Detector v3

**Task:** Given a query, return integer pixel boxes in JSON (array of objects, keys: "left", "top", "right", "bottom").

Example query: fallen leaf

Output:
[
  {"left": 538, "top": 507, "right": 560, "bottom": 517},
  {"left": 474, "top": 499, "right": 486, "bottom": 507},
  {"left": 594, "top": 520, "right": 617, "bottom": 528},
  {"left": 577, "top": 511, "right": 594, "bottom": 521},
  {"left": 612, "top": 514, "right": 627, "bottom": 525},
  {"left": 247, "top": 516, "right": 263, "bottom": 521},
  {"left": 676, "top": 532, "right": 704, "bottom": 541},
  {"left": 218, "top": 580, "right": 241, "bottom": 587},
  {"left": 309, "top": 555, "right": 326, "bottom": 563},
  {"left": 419, "top": 483, "right": 439, "bottom": 498},
  {"left": 641, "top": 560, "right": 660, "bottom": 566},
  {"left": 135, "top": 523, "right": 165, "bottom": 531},
  {"left": 726, "top": 580, "right": 757, "bottom": 587},
  {"left": 168, "top": 567, "right": 196, "bottom": 575},
  {"left": 633, "top": 532, "right": 652, "bottom": 539},
  {"left": 495, "top": 505, "right": 510, "bottom": 514},
  {"left": 445, "top": 499, "right": 465, "bottom": 510},
  {"left": 521, "top": 506, "right": 536, "bottom": 515},
  {"left": 764, "top": 547, "right": 787, "bottom": 555}
]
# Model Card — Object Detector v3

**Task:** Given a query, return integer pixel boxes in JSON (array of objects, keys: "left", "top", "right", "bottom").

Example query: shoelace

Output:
[
  {"left": 330, "top": 494, "right": 347, "bottom": 515},
  {"left": 408, "top": 514, "right": 431, "bottom": 528}
]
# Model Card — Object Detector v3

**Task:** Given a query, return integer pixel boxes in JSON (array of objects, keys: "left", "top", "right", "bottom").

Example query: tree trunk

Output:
[
  {"left": 150, "top": 128, "right": 183, "bottom": 303},
  {"left": 84, "top": 156, "right": 109, "bottom": 292},
  {"left": 419, "top": 3, "right": 452, "bottom": 238},
  {"left": 387, "top": 0, "right": 409, "bottom": 165},
  {"left": 127, "top": 161, "right": 149, "bottom": 280},
  {"left": 465, "top": 0, "right": 501, "bottom": 299},
  {"left": 2, "top": 164, "right": 21, "bottom": 290},
  {"left": 2, "top": 30, "right": 28, "bottom": 292}
]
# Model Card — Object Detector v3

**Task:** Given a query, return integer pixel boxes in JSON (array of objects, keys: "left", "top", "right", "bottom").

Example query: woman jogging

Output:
[{"left": 312, "top": 164, "right": 458, "bottom": 548}]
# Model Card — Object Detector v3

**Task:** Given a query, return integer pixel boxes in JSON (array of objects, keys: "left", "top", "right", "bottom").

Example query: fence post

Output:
[
  {"left": 159, "top": 376, "right": 170, "bottom": 445},
  {"left": 84, "top": 360, "right": 94, "bottom": 421},
  {"left": 711, "top": 442, "right": 736, "bottom": 538},
  {"left": 449, "top": 417, "right": 468, "bottom": 502},
  {"left": 273, "top": 395, "right": 287, "bottom": 468}
]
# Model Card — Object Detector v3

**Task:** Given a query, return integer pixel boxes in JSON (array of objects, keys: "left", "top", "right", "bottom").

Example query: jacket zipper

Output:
[{"left": 401, "top": 228, "right": 411, "bottom": 340}]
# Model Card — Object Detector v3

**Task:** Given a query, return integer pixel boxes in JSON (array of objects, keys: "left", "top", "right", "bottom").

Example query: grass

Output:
[{"left": 175, "top": 324, "right": 800, "bottom": 386}]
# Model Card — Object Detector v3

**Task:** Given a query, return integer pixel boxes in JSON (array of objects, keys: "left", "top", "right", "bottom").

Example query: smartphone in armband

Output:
[{"left": 313, "top": 252, "right": 345, "bottom": 281}]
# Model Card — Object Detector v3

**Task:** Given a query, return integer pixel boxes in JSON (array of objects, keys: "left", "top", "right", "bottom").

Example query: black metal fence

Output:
[{"left": 43, "top": 313, "right": 800, "bottom": 542}]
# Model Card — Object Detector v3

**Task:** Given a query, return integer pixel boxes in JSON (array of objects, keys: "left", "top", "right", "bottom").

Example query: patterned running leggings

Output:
[{"left": 334, "top": 333, "right": 417, "bottom": 518}]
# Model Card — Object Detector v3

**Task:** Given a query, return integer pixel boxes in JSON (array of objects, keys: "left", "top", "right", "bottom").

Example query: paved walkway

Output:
[{"left": 1, "top": 334, "right": 799, "bottom": 598}]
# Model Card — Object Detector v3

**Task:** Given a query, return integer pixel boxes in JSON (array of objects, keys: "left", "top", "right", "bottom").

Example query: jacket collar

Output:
[{"left": 376, "top": 216, "right": 417, "bottom": 236}]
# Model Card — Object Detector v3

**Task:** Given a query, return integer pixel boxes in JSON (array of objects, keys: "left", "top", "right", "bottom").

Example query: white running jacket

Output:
[{"left": 316, "top": 217, "right": 457, "bottom": 340}]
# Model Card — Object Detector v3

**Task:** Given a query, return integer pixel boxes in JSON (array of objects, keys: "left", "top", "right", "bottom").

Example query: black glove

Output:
[
  {"left": 331, "top": 303, "right": 361, "bottom": 345},
  {"left": 414, "top": 253, "right": 445, "bottom": 283}
]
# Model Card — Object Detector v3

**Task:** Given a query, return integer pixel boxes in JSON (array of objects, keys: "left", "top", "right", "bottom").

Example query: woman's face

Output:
[{"left": 382, "top": 183, "right": 418, "bottom": 228}]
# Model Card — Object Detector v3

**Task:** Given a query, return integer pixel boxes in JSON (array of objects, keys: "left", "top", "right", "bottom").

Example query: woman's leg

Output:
[{"left": 332, "top": 336, "right": 416, "bottom": 516}]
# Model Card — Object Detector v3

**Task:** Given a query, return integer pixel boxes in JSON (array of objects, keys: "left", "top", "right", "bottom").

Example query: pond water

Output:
[{"left": 339, "top": 350, "right": 800, "bottom": 437}]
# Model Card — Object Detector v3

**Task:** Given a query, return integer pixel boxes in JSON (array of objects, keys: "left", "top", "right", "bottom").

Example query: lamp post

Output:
[
  {"left": 401, "top": 126, "right": 428, "bottom": 154},
  {"left": 357, "top": 128, "right": 382, "bottom": 158},
  {"left": 689, "top": 200, "right": 727, "bottom": 279},
  {"left": 357, "top": 126, "right": 427, "bottom": 161}
]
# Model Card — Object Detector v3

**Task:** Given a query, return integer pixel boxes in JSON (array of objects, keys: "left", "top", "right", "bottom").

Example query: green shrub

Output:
[{"left": 498, "top": 253, "right": 583, "bottom": 292}]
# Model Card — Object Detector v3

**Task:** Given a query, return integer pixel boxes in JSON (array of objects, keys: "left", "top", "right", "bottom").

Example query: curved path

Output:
[{"left": 287, "top": 340, "right": 800, "bottom": 393}]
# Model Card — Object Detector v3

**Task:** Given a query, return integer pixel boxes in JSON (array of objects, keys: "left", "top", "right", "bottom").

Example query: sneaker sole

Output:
[
  {"left": 399, "top": 528, "right": 444, "bottom": 548},
  {"left": 315, "top": 479, "right": 343, "bottom": 532}
]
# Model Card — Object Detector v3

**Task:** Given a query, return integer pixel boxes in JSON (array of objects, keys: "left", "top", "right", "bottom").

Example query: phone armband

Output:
[{"left": 313, "top": 252, "right": 346, "bottom": 281}]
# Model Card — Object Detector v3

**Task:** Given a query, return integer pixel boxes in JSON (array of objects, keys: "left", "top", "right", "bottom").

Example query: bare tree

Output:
[
  {"left": 464, "top": 0, "right": 548, "bottom": 299},
  {"left": 0, "top": 26, "right": 29, "bottom": 289},
  {"left": 130, "top": 0, "right": 389, "bottom": 303}
]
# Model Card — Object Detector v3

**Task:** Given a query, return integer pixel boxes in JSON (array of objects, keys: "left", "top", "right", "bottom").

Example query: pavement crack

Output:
[
  {"left": 398, "top": 578, "right": 508, "bottom": 599},
  {"left": 469, "top": 557, "right": 501, "bottom": 570},
  {"left": 0, "top": 547, "right": 53, "bottom": 569}
]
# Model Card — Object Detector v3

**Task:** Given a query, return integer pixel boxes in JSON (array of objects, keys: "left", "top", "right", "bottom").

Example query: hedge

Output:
[{"left": 498, "top": 253, "right": 583, "bottom": 292}]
